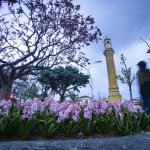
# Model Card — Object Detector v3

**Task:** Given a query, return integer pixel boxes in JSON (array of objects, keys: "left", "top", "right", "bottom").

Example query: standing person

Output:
[{"left": 137, "top": 61, "right": 150, "bottom": 114}]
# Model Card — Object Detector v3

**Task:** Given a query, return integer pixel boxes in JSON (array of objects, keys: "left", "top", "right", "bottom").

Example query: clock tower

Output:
[{"left": 104, "top": 38, "right": 122, "bottom": 103}]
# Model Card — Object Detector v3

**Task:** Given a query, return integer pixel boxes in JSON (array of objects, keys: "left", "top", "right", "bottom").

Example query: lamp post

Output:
[{"left": 81, "top": 60, "right": 102, "bottom": 100}]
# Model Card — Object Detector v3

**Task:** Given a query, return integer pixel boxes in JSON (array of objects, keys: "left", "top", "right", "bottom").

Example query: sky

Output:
[{"left": 74, "top": 0, "right": 150, "bottom": 100}]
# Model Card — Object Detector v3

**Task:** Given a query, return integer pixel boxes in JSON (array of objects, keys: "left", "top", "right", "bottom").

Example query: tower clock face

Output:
[
  {"left": 106, "top": 43, "right": 111, "bottom": 48},
  {"left": 105, "top": 40, "right": 111, "bottom": 48}
]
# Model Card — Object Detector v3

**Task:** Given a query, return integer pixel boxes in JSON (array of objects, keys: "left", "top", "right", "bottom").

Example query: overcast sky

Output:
[{"left": 74, "top": 0, "right": 150, "bottom": 100}]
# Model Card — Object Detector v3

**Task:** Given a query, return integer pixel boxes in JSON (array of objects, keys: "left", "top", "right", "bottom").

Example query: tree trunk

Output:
[
  {"left": 59, "top": 90, "right": 66, "bottom": 103},
  {"left": 0, "top": 81, "right": 13, "bottom": 100},
  {"left": 129, "top": 84, "right": 133, "bottom": 100},
  {"left": 59, "top": 94, "right": 65, "bottom": 103}
]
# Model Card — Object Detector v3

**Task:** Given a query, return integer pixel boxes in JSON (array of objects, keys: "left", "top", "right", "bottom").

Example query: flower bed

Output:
[{"left": 0, "top": 98, "right": 150, "bottom": 140}]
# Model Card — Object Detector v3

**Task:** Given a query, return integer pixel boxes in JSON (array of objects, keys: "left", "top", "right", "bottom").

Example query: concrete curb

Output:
[{"left": 0, "top": 132, "right": 150, "bottom": 150}]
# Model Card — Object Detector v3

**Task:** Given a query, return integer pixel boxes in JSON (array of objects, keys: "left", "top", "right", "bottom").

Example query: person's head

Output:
[{"left": 137, "top": 61, "right": 146, "bottom": 71}]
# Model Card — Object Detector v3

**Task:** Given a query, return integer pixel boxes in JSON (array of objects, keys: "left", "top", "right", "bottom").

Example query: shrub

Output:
[{"left": 0, "top": 98, "right": 149, "bottom": 140}]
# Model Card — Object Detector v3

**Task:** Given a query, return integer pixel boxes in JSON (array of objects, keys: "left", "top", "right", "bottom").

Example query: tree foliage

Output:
[
  {"left": 38, "top": 66, "right": 90, "bottom": 102},
  {"left": 0, "top": 0, "right": 20, "bottom": 7},
  {"left": 21, "top": 83, "right": 39, "bottom": 99},
  {"left": 0, "top": 0, "right": 101, "bottom": 99},
  {"left": 117, "top": 54, "right": 136, "bottom": 100}
]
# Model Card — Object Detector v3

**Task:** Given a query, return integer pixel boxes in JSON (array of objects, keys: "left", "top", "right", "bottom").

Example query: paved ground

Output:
[{"left": 0, "top": 132, "right": 150, "bottom": 150}]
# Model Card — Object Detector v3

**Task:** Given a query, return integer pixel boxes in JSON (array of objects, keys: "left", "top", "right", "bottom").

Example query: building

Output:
[{"left": 12, "top": 76, "right": 29, "bottom": 99}]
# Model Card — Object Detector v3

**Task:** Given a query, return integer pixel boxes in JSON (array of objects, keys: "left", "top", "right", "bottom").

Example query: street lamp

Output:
[{"left": 81, "top": 60, "right": 102, "bottom": 100}]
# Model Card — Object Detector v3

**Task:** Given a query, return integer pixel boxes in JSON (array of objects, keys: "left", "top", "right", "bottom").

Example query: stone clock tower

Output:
[{"left": 104, "top": 38, "right": 122, "bottom": 103}]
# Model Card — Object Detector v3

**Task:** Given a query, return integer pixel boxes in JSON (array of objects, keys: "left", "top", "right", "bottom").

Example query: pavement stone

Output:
[{"left": 0, "top": 132, "right": 150, "bottom": 150}]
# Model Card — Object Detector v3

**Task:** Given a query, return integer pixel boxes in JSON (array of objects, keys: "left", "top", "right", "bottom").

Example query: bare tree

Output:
[
  {"left": 117, "top": 54, "right": 136, "bottom": 100},
  {"left": 140, "top": 37, "right": 150, "bottom": 53},
  {"left": 0, "top": 0, "right": 101, "bottom": 99}
]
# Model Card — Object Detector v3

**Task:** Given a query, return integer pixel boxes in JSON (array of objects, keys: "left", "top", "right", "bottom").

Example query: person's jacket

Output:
[{"left": 138, "top": 69, "right": 150, "bottom": 98}]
